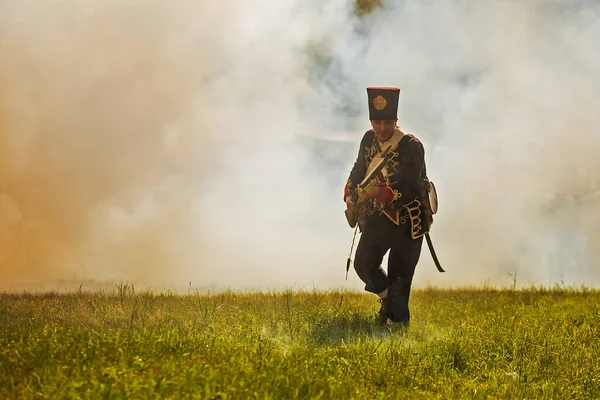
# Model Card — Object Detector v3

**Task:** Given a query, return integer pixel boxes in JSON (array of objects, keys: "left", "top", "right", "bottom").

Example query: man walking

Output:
[{"left": 344, "top": 86, "right": 434, "bottom": 326}]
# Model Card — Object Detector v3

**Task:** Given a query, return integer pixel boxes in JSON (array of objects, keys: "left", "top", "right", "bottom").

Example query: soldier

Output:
[{"left": 344, "top": 86, "right": 434, "bottom": 326}]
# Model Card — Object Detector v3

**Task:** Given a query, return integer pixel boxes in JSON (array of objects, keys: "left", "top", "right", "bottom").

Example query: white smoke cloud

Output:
[{"left": 1, "top": 0, "right": 599, "bottom": 291}]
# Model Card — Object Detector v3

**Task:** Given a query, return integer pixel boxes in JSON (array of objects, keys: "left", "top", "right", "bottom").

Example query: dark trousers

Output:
[{"left": 354, "top": 214, "right": 424, "bottom": 323}]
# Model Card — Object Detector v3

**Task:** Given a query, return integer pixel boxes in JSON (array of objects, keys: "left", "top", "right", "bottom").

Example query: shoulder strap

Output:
[{"left": 365, "top": 129, "right": 404, "bottom": 177}]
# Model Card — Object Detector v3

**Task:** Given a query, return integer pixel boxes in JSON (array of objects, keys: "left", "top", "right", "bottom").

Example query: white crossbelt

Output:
[{"left": 364, "top": 128, "right": 404, "bottom": 180}]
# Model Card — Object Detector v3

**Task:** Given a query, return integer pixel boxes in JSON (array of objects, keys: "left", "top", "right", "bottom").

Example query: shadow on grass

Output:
[{"left": 308, "top": 311, "right": 406, "bottom": 346}]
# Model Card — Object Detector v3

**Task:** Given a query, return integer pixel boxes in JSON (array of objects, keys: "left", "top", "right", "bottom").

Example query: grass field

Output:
[{"left": 1, "top": 285, "right": 599, "bottom": 399}]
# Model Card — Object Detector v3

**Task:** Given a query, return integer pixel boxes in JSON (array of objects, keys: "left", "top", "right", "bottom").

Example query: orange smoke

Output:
[{"left": 0, "top": 2, "right": 215, "bottom": 289}]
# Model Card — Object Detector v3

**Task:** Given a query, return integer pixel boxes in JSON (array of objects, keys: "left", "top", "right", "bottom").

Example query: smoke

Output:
[{"left": 1, "top": 0, "right": 599, "bottom": 291}]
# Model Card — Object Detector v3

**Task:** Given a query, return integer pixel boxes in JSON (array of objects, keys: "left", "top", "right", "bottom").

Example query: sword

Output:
[{"left": 425, "top": 233, "right": 445, "bottom": 273}]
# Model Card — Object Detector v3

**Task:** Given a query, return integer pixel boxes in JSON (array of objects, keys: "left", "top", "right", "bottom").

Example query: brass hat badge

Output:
[{"left": 373, "top": 95, "right": 387, "bottom": 111}]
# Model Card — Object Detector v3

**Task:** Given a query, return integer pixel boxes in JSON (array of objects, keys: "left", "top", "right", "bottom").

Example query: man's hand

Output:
[
  {"left": 358, "top": 184, "right": 380, "bottom": 201},
  {"left": 345, "top": 195, "right": 359, "bottom": 212}
]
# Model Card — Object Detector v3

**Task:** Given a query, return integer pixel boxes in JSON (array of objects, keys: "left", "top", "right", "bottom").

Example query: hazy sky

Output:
[{"left": 1, "top": 0, "right": 599, "bottom": 291}]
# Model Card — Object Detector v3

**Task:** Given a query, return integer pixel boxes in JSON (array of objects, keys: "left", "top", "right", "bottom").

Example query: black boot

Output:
[
  {"left": 375, "top": 297, "right": 388, "bottom": 324},
  {"left": 386, "top": 278, "right": 411, "bottom": 326},
  {"left": 386, "top": 294, "right": 410, "bottom": 327}
]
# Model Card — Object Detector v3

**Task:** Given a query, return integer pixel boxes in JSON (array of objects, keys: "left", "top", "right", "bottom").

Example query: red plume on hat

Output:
[{"left": 367, "top": 87, "right": 400, "bottom": 120}]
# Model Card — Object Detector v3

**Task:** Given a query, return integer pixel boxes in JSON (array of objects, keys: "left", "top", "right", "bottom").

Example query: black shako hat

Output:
[{"left": 367, "top": 86, "right": 400, "bottom": 120}]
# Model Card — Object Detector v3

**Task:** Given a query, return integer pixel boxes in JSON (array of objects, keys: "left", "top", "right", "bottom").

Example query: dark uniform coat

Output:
[{"left": 344, "top": 128, "right": 433, "bottom": 323}]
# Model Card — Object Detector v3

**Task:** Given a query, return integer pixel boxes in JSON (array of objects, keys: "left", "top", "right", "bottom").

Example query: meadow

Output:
[{"left": 1, "top": 285, "right": 599, "bottom": 399}]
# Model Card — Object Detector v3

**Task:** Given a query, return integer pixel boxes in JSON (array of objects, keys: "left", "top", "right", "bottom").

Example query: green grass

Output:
[{"left": 1, "top": 285, "right": 600, "bottom": 399}]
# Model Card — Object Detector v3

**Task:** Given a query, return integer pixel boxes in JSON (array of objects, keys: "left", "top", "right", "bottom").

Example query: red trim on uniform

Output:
[
  {"left": 367, "top": 86, "right": 400, "bottom": 91},
  {"left": 382, "top": 209, "right": 400, "bottom": 225},
  {"left": 377, "top": 186, "right": 394, "bottom": 203}
]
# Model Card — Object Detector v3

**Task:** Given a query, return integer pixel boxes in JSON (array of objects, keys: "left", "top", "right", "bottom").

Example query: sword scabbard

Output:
[{"left": 425, "top": 233, "right": 445, "bottom": 273}]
